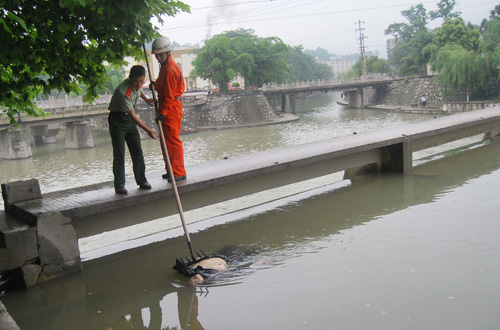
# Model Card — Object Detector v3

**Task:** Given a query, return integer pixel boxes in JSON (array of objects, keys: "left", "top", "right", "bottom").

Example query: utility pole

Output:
[{"left": 355, "top": 20, "right": 367, "bottom": 77}]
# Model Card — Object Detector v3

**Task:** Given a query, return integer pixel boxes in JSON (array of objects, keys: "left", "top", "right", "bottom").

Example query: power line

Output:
[
  {"left": 191, "top": 0, "right": 292, "bottom": 11},
  {"left": 163, "top": 0, "right": 441, "bottom": 33},
  {"left": 161, "top": 0, "right": 315, "bottom": 32}
]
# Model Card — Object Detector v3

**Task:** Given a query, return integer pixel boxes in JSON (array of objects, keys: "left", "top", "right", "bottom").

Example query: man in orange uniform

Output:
[{"left": 151, "top": 37, "right": 187, "bottom": 182}]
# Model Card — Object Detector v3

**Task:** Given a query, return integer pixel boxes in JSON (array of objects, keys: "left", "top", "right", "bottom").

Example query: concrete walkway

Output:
[
  {"left": 365, "top": 104, "right": 444, "bottom": 114},
  {"left": 337, "top": 98, "right": 444, "bottom": 114},
  {"left": 196, "top": 112, "right": 299, "bottom": 131}
]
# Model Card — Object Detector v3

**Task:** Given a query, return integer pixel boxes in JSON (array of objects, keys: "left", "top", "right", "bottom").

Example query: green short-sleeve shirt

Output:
[{"left": 108, "top": 78, "right": 141, "bottom": 113}]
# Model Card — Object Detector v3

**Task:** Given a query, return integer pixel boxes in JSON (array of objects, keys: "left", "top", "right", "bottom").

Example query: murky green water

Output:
[{"left": 2, "top": 93, "right": 499, "bottom": 329}]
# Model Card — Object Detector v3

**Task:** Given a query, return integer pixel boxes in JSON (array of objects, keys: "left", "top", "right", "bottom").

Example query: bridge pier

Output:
[
  {"left": 65, "top": 121, "right": 94, "bottom": 149},
  {"left": 0, "top": 128, "right": 32, "bottom": 159},
  {"left": 281, "top": 93, "right": 296, "bottom": 114},
  {"left": 346, "top": 88, "right": 364, "bottom": 108},
  {"left": 30, "top": 123, "right": 61, "bottom": 144}
]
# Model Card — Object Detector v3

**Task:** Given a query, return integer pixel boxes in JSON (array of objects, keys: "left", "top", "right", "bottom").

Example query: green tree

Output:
[
  {"left": 429, "top": 0, "right": 461, "bottom": 20},
  {"left": 369, "top": 57, "right": 391, "bottom": 73},
  {"left": 341, "top": 56, "right": 390, "bottom": 77},
  {"left": 388, "top": 29, "right": 434, "bottom": 76},
  {"left": 385, "top": 4, "right": 428, "bottom": 41},
  {"left": 285, "top": 45, "right": 333, "bottom": 81},
  {"left": 433, "top": 17, "right": 480, "bottom": 52},
  {"left": 192, "top": 35, "right": 237, "bottom": 92},
  {"left": 0, "top": 0, "right": 189, "bottom": 124},
  {"left": 248, "top": 37, "right": 289, "bottom": 86},
  {"left": 433, "top": 44, "right": 492, "bottom": 101},
  {"left": 480, "top": 16, "right": 500, "bottom": 53},
  {"left": 192, "top": 29, "right": 290, "bottom": 88}
]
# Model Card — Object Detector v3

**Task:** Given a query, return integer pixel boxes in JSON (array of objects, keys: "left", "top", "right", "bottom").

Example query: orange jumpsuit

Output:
[{"left": 155, "top": 55, "right": 186, "bottom": 177}]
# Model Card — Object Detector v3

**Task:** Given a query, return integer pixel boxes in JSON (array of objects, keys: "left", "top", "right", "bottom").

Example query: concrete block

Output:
[
  {"left": 0, "top": 226, "right": 38, "bottom": 271},
  {"left": 21, "top": 264, "right": 42, "bottom": 287},
  {"left": 1, "top": 179, "right": 41, "bottom": 213},
  {"left": 36, "top": 212, "right": 81, "bottom": 276}
]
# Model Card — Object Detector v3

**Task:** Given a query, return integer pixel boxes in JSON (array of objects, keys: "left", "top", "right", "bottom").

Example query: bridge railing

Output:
[
  {"left": 260, "top": 73, "right": 394, "bottom": 92},
  {"left": 35, "top": 94, "right": 112, "bottom": 110}
]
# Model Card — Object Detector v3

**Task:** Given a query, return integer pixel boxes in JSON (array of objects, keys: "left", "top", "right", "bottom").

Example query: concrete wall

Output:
[
  {"left": 186, "top": 92, "right": 277, "bottom": 127},
  {"left": 444, "top": 101, "right": 500, "bottom": 113}
]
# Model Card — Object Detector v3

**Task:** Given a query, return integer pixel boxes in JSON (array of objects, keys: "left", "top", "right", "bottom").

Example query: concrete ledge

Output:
[
  {"left": 3, "top": 107, "right": 500, "bottom": 283},
  {"left": 0, "top": 300, "right": 20, "bottom": 330},
  {"left": 1, "top": 179, "right": 41, "bottom": 213}
]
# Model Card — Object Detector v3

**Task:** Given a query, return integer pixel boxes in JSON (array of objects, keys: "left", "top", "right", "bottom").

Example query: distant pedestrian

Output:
[
  {"left": 151, "top": 36, "right": 187, "bottom": 182},
  {"left": 108, "top": 65, "right": 157, "bottom": 194},
  {"left": 421, "top": 95, "right": 427, "bottom": 109}
]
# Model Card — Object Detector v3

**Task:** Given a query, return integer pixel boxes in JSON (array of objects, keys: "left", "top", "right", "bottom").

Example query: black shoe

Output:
[
  {"left": 115, "top": 187, "right": 128, "bottom": 194},
  {"left": 167, "top": 175, "right": 186, "bottom": 182},
  {"left": 162, "top": 173, "right": 171, "bottom": 179},
  {"left": 139, "top": 182, "right": 151, "bottom": 189}
]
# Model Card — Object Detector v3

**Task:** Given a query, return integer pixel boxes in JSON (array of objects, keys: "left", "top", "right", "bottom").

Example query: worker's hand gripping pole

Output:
[{"left": 142, "top": 43, "right": 195, "bottom": 260}]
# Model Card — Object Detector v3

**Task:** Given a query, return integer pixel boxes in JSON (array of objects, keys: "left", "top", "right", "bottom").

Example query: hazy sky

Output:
[{"left": 154, "top": 0, "right": 498, "bottom": 58}]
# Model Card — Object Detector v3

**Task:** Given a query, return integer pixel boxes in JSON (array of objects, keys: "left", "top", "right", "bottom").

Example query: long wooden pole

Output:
[{"left": 142, "top": 43, "right": 195, "bottom": 259}]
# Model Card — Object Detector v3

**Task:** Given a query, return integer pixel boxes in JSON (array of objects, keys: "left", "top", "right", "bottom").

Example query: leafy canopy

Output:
[
  {"left": 192, "top": 29, "right": 332, "bottom": 91},
  {"left": 0, "top": 0, "right": 189, "bottom": 124}
]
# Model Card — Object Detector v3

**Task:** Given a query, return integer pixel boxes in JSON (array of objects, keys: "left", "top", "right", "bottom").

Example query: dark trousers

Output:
[{"left": 108, "top": 112, "right": 147, "bottom": 188}]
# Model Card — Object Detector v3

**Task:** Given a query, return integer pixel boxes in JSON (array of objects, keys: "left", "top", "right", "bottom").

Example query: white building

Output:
[{"left": 322, "top": 59, "right": 357, "bottom": 77}]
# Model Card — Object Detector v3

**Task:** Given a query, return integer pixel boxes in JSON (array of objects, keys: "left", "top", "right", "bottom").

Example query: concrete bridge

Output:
[
  {"left": 2, "top": 107, "right": 500, "bottom": 287},
  {"left": 260, "top": 74, "right": 397, "bottom": 112},
  {"left": 0, "top": 98, "right": 112, "bottom": 159}
]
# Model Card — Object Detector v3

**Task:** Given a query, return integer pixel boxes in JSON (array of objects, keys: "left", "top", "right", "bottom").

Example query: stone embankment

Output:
[
  {"left": 374, "top": 76, "right": 466, "bottom": 108},
  {"left": 182, "top": 91, "right": 298, "bottom": 130},
  {"left": 365, "top": 77, "right": 500, "bottom": 114}
]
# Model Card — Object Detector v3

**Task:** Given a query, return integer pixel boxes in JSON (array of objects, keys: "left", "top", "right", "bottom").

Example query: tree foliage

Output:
[
  {"left": 429, "top": 0, "right": 461, "bottom": 20},
  {"left": 342, "top": 56, "right": 390, "bottom": 78},
  {"left": 385, "top": 4, "right": 428, "bottom": 41},
  {"left": 0, "top": 0, "right": 189, "bottom": 124},
  {"left": 385, "top": 1, "right": 500, "bottom": 100},
  {"left": 433, "top": 44, "right": 492, "bottom": 100},
  {"left": 191, "top": 35, "right": 238, "bottom": 92},
  {"left": 286, "top": 46, "right": 333, "bottom": 81},
  {"left": 191, "top": 29, "right": 332, "bottom": 90},
  {"left": 433, "top": 17, "right": 479, "bottom": 51}
]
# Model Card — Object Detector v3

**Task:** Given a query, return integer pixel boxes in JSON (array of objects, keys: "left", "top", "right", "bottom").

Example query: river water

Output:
[{"left": 1, "top": 93, "right": 499, "bottom": 329}]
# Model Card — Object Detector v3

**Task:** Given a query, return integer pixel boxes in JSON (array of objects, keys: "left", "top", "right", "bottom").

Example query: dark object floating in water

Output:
[{"left": 173, "top": 250, "right": 230, "bottom": 279}]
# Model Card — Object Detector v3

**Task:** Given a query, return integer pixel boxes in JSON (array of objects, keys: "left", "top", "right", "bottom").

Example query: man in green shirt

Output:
[{"left": 108, "top": 65, "right": 157, "bottom": 194}]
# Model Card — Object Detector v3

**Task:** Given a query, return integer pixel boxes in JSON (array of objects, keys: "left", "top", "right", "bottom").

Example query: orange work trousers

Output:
[{"left": 159, "top": 100, "right": 186, "bottom": 177}]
